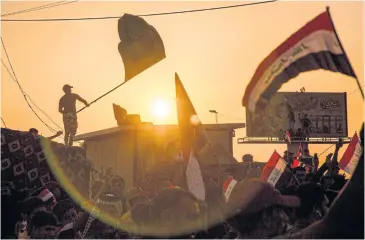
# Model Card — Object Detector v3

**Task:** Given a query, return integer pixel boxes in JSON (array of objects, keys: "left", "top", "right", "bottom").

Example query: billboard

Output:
[{"left": 246, "top": 92, "right": 348, "bottom": 138}]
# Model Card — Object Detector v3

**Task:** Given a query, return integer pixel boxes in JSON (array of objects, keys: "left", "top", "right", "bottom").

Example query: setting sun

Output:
[{"left": 152, "top": 99, "right": 170, "bottom": 118}]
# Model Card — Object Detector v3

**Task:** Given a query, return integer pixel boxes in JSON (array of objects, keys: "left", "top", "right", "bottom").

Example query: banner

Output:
[
  {"left": 1, "top": 128, "right": 91, "bottom": 200},
  {"left": 246, "top": 92, "right": 348, "bottom": 138}
]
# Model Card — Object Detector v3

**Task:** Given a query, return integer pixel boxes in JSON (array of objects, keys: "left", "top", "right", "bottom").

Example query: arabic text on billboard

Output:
[{"left": 246, "top": 92, "right": 348, "bottom": 138}]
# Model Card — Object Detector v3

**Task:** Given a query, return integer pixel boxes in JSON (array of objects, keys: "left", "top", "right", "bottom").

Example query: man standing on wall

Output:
[{"left": 59, "top": 84, "right": 89, "bottom": 146}]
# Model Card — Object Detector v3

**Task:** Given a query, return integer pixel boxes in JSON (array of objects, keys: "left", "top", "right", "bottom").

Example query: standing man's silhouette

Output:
[{"left": 59, "top": 85, "right": 89, "bottom": 146}]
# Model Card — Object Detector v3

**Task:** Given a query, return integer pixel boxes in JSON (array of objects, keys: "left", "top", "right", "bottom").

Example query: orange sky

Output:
[{"left": 1, "top": 1, "right": 364, "bottom": 162}]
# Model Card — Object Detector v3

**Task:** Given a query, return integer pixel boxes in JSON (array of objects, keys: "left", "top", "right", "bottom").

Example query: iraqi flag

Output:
[
  {"left": 292, "top": 143, "right": 302, "bottom": 168},
  {"left": 242, "top": 9, "right": 356, "bottom": 112},
  {"left": 339, "top": 132, "right": 363, "bottom": 175},
  {"left": 175, "top": 73, "right": 210, "bottom": 201},
  {"left": 39, "top": 188, "right": 55, "bottom": 203},
  {"left": 118, "top": 14, "right": 166, "bottom": 81},
  {"left": 222, "top": 176, "right": 238, "bottom": 201},
  {"left": 260, "top": 151, "right": 292, "bottom": 188},
  {"left": 285, "top": 130, "right": 292, "bottom": 144}
]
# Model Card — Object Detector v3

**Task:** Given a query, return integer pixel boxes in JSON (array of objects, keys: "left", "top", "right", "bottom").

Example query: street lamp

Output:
[{"left": 209, "top": 110, "right": 218, "bottom": 123}]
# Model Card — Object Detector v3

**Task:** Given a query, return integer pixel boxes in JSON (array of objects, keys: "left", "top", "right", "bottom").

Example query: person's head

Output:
[
  {"left": 63, "top": 84, "right": 73, "bottom": 94},
  {"left": 242, "top": 154, "right": 254, "bottom": 163},
  {"left": 53, "top": 200, "right": 79, "bottom": 225},
  {"left": 110, "top": 175, "right": 125, "bottom": 200},
  {"left": 29, "top": 210, "right": 59, "bottom": 239},
  {"left": 29, "top": 128, "right": 39, "bottom": 137},
  {"left": 149, "top": 188, "right": 203, "bottom": 237},
  {"left": 227, "top": 180, "right": 300, "bottom": 238},
  {"left": 283, "top": 150, "right": 288, "bottom": 157},
  {"left": 21, "top": 197, "right": 46, "bottom": 219},
  {"left": 295, "top": 183, "right": 328, "bottom": 221}
]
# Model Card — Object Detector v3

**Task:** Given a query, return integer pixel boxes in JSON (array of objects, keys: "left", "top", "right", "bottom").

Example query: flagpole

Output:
[
  {"left": 282, "top": 157, "right": 300, "bottom": 185},
  {"left": 326, "top": 6, "right": 364, "bottom": 100},
  {"left": 77, "top": 80, "right": 129, "bottom": 113}
]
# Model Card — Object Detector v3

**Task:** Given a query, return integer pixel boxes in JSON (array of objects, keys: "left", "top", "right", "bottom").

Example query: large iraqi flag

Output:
[{"left": 242, "top": 9, "right": 356, "bottom": 112}]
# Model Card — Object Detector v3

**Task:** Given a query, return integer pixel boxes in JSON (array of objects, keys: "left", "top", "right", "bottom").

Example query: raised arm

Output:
[
  {"left": 76, "top": 94, "right": 89, "bottom": 106},
  {"left": 328, "top": 140, "right": 343, "bottom": 176}
]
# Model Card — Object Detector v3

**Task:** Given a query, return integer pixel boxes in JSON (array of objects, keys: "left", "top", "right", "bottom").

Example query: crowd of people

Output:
[{"left": 1, "top": 125, "right": 363, "bottom": 239}]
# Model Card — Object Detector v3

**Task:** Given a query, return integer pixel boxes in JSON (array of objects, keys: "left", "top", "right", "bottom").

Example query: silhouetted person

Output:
[
  {"left": 295, "top": 128, "right": 305, "bottom": 140},
  {"left": 284, "top": 96, "right": 295, "bottom": 133},
  {"left": 300, "top": 113, "right": 311, "bottom": 137},
  {"left": 58, "top": 85, "right": 89, "bottom": 146}
]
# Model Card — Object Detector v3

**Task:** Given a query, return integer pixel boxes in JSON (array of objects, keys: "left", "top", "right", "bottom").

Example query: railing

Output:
[{"left": 237, "top": 137, "right": 352, "bottom": 144}]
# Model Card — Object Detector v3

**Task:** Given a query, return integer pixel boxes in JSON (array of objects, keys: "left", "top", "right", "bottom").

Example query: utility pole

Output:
[{"left": 209, "top": 110, "right": 218, "bottom": 123}]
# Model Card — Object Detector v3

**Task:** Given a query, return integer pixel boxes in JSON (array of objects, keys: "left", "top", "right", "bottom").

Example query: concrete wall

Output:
[
  {"left": 85, "top": 131, "right": 135, "bottom": 190},
  {"left": 84, "top": 126, "right": 236, "bottom": 189}
]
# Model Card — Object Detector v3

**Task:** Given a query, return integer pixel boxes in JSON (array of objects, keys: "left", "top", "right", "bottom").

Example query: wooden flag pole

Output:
[
  {"left": 77, "top": 80, "right": 129, "bottom": 113},
  {"left": 326, "top": 6, "right": 364, "bottom": 100}
]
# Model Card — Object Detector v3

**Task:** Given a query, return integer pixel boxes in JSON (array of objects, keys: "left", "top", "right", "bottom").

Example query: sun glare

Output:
[{"left": 152, "top": 99, "right": 169, "bottom": 118}]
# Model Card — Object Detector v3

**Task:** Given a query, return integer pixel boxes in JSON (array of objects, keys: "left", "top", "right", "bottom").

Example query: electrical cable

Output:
[
  {"left": 1, "top": 37, "right": 58, "bottom": 134},
  {"left": 1, "top": 1, "right": 78, "bottom": 17},
  {"left": 1, "top": 0, "right": 278, "bottom": 115},
  {"left": 1, "top": 60, "right": 67, "bottom": 142},
  {"left": 318, "top": 144, "right": 335, "bottom": 157},
  {"left": 2, "top": 1, "right": 64, "bottom": 17},
  {"left": 1, "top": 117, "right": 7, "bottom": 128},
  {"left": 1, "top": 60, "right": 84, "bottom": 143},
  {"left": 1, "top": 60, "right": 63, "bottom": 131},
  {"left": 1, "top": 0, "right": 278, "bottom": 22}
]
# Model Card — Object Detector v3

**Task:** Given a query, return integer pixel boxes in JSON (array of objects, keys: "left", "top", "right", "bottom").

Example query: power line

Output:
[
  {"left": 1, "top": 117, "right": 7, "bottom": 128},
  {"left": 1, "top": 37, "right": 58, "bottom": 134},
  {"left": 1, "top": 0, "right": 278, "bottom": 22},
  {"left": 1, "top": 60, "right": 63, "bottom": 131},
  {"left": 2, "top": 59, "right": 65, "bottom": 141},
  {"left": 2, "top": 1, "right": 65, "bottom": 17},
  {"left": 2, "top": 1, "right": 79, "bottom": 18}
]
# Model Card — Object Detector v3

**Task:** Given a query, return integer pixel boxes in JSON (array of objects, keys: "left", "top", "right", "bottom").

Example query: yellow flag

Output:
[{"left": 118, "top": 14, "right": 166, "bottom": 81}]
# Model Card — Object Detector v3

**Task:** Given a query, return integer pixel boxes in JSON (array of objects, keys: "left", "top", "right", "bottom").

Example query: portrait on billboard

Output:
[{"left": 246, "top": 92, "right": 348, "bottom": 138}]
